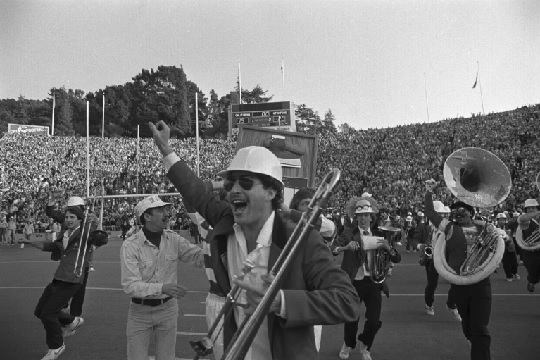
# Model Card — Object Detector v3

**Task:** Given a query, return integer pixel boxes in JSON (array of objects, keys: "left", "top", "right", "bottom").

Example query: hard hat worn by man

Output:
[{"left": 149, "top": 120, "right": 360, "bottom": 360}]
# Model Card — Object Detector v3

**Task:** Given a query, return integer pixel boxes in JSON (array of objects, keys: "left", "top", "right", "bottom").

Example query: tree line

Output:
[{"left": 0, "top": 65, "right": 338, "bottom": 139}]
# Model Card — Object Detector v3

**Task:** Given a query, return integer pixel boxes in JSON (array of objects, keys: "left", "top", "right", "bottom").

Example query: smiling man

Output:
[
  {"left": 149, "top": 120, "right": 360, "bottom": 360},
  {"left": 120, "top": 195, "right": 204, "bottom": 360}
]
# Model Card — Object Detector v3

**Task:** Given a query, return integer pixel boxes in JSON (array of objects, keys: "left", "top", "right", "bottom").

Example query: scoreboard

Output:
[{"left": 228, "top": 101, "right": 296, "bottom": 137}]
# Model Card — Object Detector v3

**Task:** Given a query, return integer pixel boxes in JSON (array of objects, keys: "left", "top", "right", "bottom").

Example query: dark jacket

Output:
[
  {"left": 166, "top": 157, "right": 361, "bottom": 360},
  {"left": 331, "top": 225, "right": 401, "bottom": 281}
]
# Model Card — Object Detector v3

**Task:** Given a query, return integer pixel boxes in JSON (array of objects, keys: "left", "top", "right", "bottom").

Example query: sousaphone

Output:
[
  {"left": 515, "top": 172, "right": 540, "bottom": 251},
  {"left": 434, "top": 148, "right": 510, "bottom": 285}
]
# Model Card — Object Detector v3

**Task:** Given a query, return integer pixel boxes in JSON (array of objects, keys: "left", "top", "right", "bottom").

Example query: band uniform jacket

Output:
[
  {"left": 332, "top": 225, "right": 401, "bottom": 284},
  {"left": 42, "top": 226, "right": 93, "bottom": 284},
  {"left": 165, "top": 157, "right": 361, "bottom": 360}
]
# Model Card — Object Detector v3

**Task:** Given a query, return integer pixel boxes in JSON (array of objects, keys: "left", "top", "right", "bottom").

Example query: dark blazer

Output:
[
  {"left": 331, "top": 225, "right": 401, "bottom": 281},
  {"left": 166, "top": 157, "right": 361, "bottom": 360}
]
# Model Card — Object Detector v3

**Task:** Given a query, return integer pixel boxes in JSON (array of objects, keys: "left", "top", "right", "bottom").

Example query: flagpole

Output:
[
  {"left": 51, "top": 93, "right": 55, "bottom": 136},
  {"left": 423, "top": 71, "right": 430, "bottom": 123},
  {"left": 102, "top": 92, "right": 105, "bottom": 138},
  {"left": 136, "top": 125, "right": 140, "bottom": 193},
  {"left": 281, "top": 59, "right": 285, "bottom": 101},
  {"left": 479, "top": 77, "right": 485, "bottom": 115},
  {"left": 86, "top": 101, "right": 90, "bottom": 199},
  {"left": 196, "top": 93, "right": 200, "bottom": 177},
  {"left": 238, "top": 63, "right": 242, "bottom": 104}
]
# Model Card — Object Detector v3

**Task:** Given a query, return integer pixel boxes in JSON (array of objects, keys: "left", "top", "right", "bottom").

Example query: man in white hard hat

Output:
[
  {"left": 517, "top": 199, "right": 540, "bottom": 293},
  {"left": 120, "top": 195, "right": 204, "bottom": 360},
  {"left": 149, "top": 120, "right": 360, "bottom": 360},
  {"left": 418, "top": 201, "right": 460, "bottom": 320},
  {"left": 45, "top": 192, "right": 105, "bottom": 336}
]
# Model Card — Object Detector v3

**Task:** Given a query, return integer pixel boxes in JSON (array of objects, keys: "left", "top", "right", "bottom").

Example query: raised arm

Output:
[{"left": 424, "top": 179, "right": 443, "bottom": 228}]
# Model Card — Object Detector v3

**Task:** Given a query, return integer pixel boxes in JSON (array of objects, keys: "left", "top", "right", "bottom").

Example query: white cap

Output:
[
  {"left": 417, "top": 211, "right": 425, "bottom": 217},
  {"left": 524, "top": 199, "right": 539, "bottom": 208},
  {"left": 496, "top": 213, "right": 507, "bottom": 219},
  {"left": 355, "top": 199, "right": 376, "bottom": 214},
  {"left": 406, "top": 216, "right": 413, "bottom": 221},
  {"left": 135, "top": 195, "right": 171, "bottom": 217},
  {"left": 217, "top": 146, "right": 282, "bottom": 184},
  {"left": 67, "top": 197, "right": 85, "bottom": 207},
  {"left": 361, "top": 192, "right": 372, "bottom": 198},
  {"left": 433, "top": 201, "right": 445, "bottom": 213}
]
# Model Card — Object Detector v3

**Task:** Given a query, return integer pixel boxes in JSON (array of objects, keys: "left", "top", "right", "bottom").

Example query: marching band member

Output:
[
  {"left": 517, "top": 198, "right": 540, "bottom": 293},
  {"left": 287, "top": 187, "right": 337, "bottom": 352},
  {"left": 332, "top": 196, "right": 401, "bottom": 360},
  {"left": 424, "top": 179, "right": 496, "bottom": 360},
  {"left": 417, "top": 201, "right": 460, "bottom": 320},
  {"left": 20, "top": 206, "right": 107, "bottom": 360},
  {"left": 149, "top": 120, "right": 360, "bottom": 360},
  {"left": 495, "top": 213, "right": 519, "bottom": 282},
  {"left": 120, "top": 195, "right": 205, "bottom": 360}
]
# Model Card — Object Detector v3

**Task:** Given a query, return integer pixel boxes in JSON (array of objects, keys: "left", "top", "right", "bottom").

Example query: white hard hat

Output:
[
  {"left": 135, "top": 195, "right": 171, "bottom": 217},
  {"left": 217, "top": 146, "right": 283, "bottom": 184},
  {"left": 67, "top": 197, "right": 85, "bottom": 207},
  {"left": 433, "top": 201, "right": 445, "bottom": 213},
  {"left": 496, "top": 213, "right": 507, "bottom": 219},
  {"left": 524, "top": 199, "right": 540, "bottom": 208}
]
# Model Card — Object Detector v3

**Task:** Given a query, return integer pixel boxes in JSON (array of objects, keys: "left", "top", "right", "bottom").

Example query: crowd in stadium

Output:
[{"left": 0, "top": 104, "right": 538, "bottom": 239}]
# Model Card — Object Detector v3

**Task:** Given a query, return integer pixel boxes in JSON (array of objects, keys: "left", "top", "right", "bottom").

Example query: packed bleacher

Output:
[{"left": 0, "top": 104, "right": 538, "bottom": 235}]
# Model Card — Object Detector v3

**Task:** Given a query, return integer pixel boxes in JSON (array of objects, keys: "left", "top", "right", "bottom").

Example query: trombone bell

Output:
[{"left": 443, "top": 147, "right": 512, "bottom": 208}]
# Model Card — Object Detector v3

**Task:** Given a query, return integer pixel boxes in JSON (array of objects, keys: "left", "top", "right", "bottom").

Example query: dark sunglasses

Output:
[{"left": 224, "top": 176, "right": 256, "bottom": 192}]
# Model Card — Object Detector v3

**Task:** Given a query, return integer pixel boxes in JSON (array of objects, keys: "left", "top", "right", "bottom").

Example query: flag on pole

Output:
[
  {"left": 238, "top": 63, "right": 242, "bottom": 104},
  {"left": 472, "top": 62, "right": 479, "bottom": 89}
]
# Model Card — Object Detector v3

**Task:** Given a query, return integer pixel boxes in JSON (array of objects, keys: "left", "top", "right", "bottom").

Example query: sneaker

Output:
[
  {"left": 339, "top": 343, "right": 351, "bottom": 359},
  {"left": 396, "top": 242, "right": 402, "bottom": 246},
  {"left": 506, "top": 277, "right": 513, "bottom": 282},
  {"left": 527, "top": 283, "right": 536, "bottom": 293},
  {"left": 89, "top": 266, "right": 95, "bottom": 272},
  {"left": 447, "top": 306, "right": 462, "bottom": 321},
  {"left": 20, "top": 243, "right": 25, "bottom": 248},
  {"left": 358, "top": 342, "right": 372, "bottom": 360},
  {"left": 425, "top": 304, "right": 434, "bottom": 316},
  {"left": 513, "top": 274, "right": 520, "bottom": 281},
  {"left": 41, "top": 344, "right": 65, "bottom": 360},
  {"left": 67, "top": 317, "right": 84, "bottom": 333}
]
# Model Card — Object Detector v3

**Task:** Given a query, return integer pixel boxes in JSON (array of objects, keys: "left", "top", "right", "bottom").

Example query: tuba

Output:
[{"left": 434, "top": 148, "right": 509, "bottom": 285}]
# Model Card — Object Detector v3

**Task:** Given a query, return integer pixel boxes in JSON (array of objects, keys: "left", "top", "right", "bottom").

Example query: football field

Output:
[{"left": 1, "top": 233, "right": 538, "bottom": 360}]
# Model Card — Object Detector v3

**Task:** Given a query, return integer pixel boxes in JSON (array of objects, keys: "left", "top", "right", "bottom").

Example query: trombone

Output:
[{"left": 190, "top": 169, "right": 341, "bottom": 360}]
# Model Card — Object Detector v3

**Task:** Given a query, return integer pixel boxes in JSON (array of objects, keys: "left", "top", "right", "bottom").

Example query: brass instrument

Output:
[
  {"left": 515, "top": 224, "right": 540, "bottom": 251},
  {"left": 191, "top": 169, "right": 341, "bottom": 360},
  {"left": 74, "top": 207, "right": 92, "bottom": 277},
  {"left": 370, "top": 226, "right": 400, "bottom": 283},
  {"left": 434, "top": 147, "right": 509, "bottom": 285}
]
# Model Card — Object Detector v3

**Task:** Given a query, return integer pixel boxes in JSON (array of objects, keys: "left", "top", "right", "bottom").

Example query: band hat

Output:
[
  {"left": 67, "top": 196, "right": 85, "bottom": 207},
  {"left": 135, "top": 195, "right": 171, "bottom": 217},
  {"left": 417, "top": 211, "right": 425, "bottom": 217},
  {"left": 496, "top": 213, "right": 507, "bottom": 219},
  {"left": 450, "top": 201, "right": 476, "bottom": 216},
  {"left": 432, "top": 201, "right": 445, "bottom": 213},
  {"left": 406, "top": 216, "right": 413, "bottom": 221},
  {"left": 355, "top": 199, "right": 376, "bottom": 214},
  {"left": 524, "top": 199, "right": 540, "bottom": 208},
  {"left": 217, "top": 146, "right": 283, "bottom": 184}
]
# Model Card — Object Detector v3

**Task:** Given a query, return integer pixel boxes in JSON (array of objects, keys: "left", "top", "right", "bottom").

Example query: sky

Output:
[{"left": 1, "top": 0, "right": 539, "bottom": 130}]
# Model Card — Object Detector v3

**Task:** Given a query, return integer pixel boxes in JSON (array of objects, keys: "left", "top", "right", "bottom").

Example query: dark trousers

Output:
[
  {"left": 501, "top": 250, "right": 518, "bottom": 279},
  {"left": 344, "top": 278, "right": 382, "bottom": 350},
  {"left": 424, "top": 261, "right": 456, "bottom": 308},
  {"left": 450, "top": 278, "right": 491, "bottom": 360},
  {"left": 521, "top": 250, "right": 540, "bottom": 284},
  {"left": 69, "top": 266, "right": 90, "bottom": 317},
  {"left": 34, "top": 280, "right": 81, "bottom": 349}
]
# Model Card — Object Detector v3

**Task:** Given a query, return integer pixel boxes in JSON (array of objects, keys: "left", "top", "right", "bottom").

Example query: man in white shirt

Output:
[{"left": 120, "top": 195, "right": 204, "bottom": 360}]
